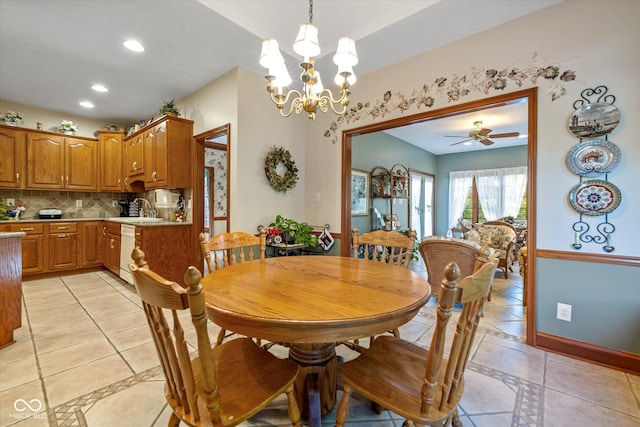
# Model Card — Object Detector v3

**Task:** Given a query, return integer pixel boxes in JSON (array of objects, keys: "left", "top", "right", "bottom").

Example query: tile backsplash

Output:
[
  {"left": 1, "top": 189, "right": 192, "bottom": 222},
  {"left": 0, "top": 190, "right": 121, "bottom": 219}
]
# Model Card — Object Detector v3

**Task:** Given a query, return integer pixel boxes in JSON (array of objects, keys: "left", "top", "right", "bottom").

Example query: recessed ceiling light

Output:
[
  {"left": 123, "top": 39, "right": 144, "bottom": 52},
  {"left": 80, "top": 101, "right": 95, "bottom": 109},
  {"left": 91, "top": 84, "right": 108, "bottom": 92}
]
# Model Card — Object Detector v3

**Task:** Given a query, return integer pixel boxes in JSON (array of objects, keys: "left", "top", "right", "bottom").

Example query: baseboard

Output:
[{"left": 536, "top": 332, "right": 640, "bottom": 375}]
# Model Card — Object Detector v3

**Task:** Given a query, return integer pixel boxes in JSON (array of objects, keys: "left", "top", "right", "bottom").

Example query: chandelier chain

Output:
[{"left": 309, "top": 0, "right": 313, "bottom": 23}]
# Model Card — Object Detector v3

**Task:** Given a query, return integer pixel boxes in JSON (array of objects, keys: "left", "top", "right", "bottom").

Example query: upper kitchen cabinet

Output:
[
  {"left": 0, "top": 125, "right": 26, "bottom": 189},
  {"left": 26, "top": 132, "right": 98, "bottom": 191},
  {"left": 124, "top": 131, "right": 145, "bottom": 184},
  {"left": 97, "top": 130, "right": 125, "bottom": 192},
  {"left": 144, "top": 116, "right": 193, "bottom": 189}
]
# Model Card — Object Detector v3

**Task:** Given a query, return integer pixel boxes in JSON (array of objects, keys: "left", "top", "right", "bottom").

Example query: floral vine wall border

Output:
[{"left": 324, "top": 53, "right": 577, "bottom": 144}]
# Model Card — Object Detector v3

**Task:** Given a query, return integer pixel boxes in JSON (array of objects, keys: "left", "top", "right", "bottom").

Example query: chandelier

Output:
[{"left": 259, "top": 0, "right": 358, "bottom": 120}]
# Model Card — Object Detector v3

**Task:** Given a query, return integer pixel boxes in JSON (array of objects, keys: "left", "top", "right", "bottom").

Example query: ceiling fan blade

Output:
[
  {"left": 479, "top": 138, "right": 494, "bottom": 146},
  {"left": 444, "top": 135, "right": 469, "bottom": 138},
  {"left": 489, "top": 131, "right": 520, "bottom": 138},
  {"left": 477, "top": 128, "right": 493, "bottom": 136},
  {"left": 450, "top": 138, "right": 472, "bottom": 146}
]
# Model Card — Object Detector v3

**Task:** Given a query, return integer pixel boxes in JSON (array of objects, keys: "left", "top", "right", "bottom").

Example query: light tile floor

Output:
[{"left": 1, "top": 262, "right": 639, "bottom": 426}]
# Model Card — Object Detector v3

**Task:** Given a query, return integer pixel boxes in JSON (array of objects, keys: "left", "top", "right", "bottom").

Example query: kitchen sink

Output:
[{"left": 107, "top": 217, "right": 165, "bottom": 224}]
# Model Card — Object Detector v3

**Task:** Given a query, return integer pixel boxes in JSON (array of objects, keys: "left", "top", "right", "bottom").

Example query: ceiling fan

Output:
[{"left": 446, "top": 121, "right": 520, "bottom": 146}]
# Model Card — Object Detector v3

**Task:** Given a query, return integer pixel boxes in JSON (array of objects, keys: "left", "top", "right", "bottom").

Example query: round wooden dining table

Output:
[{"left": 199, "top": 255, "right": 430, "bottom": 425}]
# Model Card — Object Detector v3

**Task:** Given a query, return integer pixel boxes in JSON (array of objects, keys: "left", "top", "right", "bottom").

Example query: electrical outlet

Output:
[
  {"left": 557, "top": 303, "right": 572, "bottom": 322},
  {"left": 76, "top": 199, "right": 83, "bottom": 208},
  {"left": 315, "top": 193, "right": 321, "bottom": 202},
  {"left": 112, "top": 200, "right": 118, "bottom": 208},
  {"left": 7, "top": 198, "right": 15, "bottom": 207}
]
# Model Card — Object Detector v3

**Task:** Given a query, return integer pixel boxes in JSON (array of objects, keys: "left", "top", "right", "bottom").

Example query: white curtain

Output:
[
  {"left": 475, "top": 169, "right": 503, "bottom": 220},
  {"left": 448, "top": 171, "right": 474, "bottom": 230},
  {"left": 475, "top": 166, "right": 528, "bottom": 220},
  {"left": 502, "top": 166, "right": 528, "bottom": 217}
]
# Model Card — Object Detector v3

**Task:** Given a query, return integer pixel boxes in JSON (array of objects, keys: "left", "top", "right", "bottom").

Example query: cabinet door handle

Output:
[
  {"left": 110, "top": 238, "right": 115, "bottom": 249},
  {"left": 20, "top": 227, "right": 35, "bottom": 231},
  {"left": 152, "top": 171, "right": 157, "bottom": 182},
  {"left": 102, "top": 226, "right": 106, "bottom": 236},
  {"left": 16, "top": 173, "right": 19, "bottom": 183},
  {"left": 132, "top": 161, "right": 137, "bottom": 170},
  {"left": 66, "top": 176, "right": 69, "bottom": 184},
  {"left": 124, "top": 177, "right": 128, "bottom": 186},
  {"left": 117, "top": 178, "right": 121, "bottom": 185},
  {"left": 58, "top": 226, "right": 69, "bottom": 230},
  {"left": 57, "top": 234, "right": 68, "bottom": 238},
  {"left": 61, "top": 176, "right": 64, "bottom": 183}
]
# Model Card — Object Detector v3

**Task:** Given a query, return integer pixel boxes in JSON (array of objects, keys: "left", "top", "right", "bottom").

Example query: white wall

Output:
[{"left": 304, "top": 0, "right": 639, "bottom": 258}]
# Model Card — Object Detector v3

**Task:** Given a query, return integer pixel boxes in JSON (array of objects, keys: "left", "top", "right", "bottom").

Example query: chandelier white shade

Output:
[{"left": 259, "top": 0, "right": 358, "bottom": 119}]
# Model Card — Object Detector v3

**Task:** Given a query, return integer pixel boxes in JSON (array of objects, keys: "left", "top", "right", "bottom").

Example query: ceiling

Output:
[{"left": 0, "top": 0, "right": 559, "bottom": 152}]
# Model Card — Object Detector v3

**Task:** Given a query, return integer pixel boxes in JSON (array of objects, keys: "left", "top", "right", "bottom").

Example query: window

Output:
[{"left": 450, "top": 167, "right": 527, "bottom": 228}]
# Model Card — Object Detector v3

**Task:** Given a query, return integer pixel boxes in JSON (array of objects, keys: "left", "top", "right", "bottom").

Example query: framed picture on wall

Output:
[{"left": 351, "top": 169, "right": 369, "bottom": 216}]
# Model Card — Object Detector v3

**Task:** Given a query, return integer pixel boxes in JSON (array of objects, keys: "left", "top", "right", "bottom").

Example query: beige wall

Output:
[
  {"left": 0, "top": 100, "right": 107, "bottom": 138},
  {"left": 178, "top": 68, "right": 306, "bottom": 233},
  {"left": 303, "top": 0, "right": 638, "bottom": 257}
]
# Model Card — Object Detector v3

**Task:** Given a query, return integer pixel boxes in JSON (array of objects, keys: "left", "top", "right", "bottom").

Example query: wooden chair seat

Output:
[{"left": 336, "top": 259, "right": 498, "bottom": 427}]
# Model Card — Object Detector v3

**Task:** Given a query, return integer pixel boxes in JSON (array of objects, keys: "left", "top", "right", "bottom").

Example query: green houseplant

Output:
[
  {"left": 268, "top": 215, "right": 317, "bottom": 247},
  {"left": 158, "top": 99, "right": 181, "bottom": 117}
]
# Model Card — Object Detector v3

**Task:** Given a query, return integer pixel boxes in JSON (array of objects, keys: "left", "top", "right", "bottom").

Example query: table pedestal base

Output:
[{"left": 289, "top": 343, "right": 337, "bottom": 425}]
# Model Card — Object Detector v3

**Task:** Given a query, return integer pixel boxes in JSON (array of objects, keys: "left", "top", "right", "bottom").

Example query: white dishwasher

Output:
[{"left": 119, "top": 224, "right": 136, "bottom": 284}]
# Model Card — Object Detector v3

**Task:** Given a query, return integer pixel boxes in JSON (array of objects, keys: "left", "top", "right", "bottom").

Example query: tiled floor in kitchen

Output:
[{"left": 1, "top": 261, "right": 639, "bottom": 426}]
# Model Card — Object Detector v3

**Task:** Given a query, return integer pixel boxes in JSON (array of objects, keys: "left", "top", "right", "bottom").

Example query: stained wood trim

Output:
[
  {"left": 536, "top": 332, "right": 640, "bottom": 375},
  {"left": 536, "top": 249, "right": 640, "bottom": 267}
]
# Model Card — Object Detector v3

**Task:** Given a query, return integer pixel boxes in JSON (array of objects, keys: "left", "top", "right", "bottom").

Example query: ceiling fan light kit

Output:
[{"left": 446, "top": 120, "right": 520, "bottom": 146}]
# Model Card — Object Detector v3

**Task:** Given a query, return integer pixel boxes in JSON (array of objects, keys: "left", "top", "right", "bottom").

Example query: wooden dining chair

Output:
[
  {"left": 199, "top": 228, "right": 266, "bottom": 345},
  {"left": 129, "top": 248, "right": 302, "bottom": 427},
  {"left": 335, "top": 258, "right": 498, "bottom": 427},
  {"left": 348, "top": 227, "right": 416, "bottom": 349},
  {"left": 352, "top": 227, "right": 416, "bottom": 268}
]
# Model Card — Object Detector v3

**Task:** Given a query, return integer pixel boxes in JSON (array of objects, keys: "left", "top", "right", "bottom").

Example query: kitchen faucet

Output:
[{"left": 134, "top": 198, "right": 156, "bottom": 218}]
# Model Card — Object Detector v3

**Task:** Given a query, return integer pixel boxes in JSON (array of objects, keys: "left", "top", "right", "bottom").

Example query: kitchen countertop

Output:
[
  {"left": 0, "top": 232, "right": 26, "bottom": 239},
  {"left": 0, "top": 218, "right": 191, "bottom": 227}
]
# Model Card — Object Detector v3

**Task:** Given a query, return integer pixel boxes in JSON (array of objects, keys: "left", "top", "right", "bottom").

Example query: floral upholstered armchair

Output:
[{"left": 465, "top": 223, "right": 517, "bottom": 278}]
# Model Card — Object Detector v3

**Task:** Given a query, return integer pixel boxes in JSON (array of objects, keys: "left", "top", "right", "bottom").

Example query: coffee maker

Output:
[{"left": 118, "top": 200, "right": 129, "bottom": 217}]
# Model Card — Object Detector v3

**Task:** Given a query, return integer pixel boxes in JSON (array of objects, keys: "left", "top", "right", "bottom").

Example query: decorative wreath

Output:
[{"left": 264, "top": 146, "right": 299, "bottom": 193}]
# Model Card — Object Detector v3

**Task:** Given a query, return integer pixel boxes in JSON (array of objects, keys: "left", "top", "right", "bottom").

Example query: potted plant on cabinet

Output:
[
  {"left": 1, "top": 111, "right": 24, "bottom": 125},
  {"left": 158, "top": 99, "right": 181, "bottom": 117}
]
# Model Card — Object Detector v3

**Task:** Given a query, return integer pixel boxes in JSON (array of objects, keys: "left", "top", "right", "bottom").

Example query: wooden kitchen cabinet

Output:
[
  {"left": 48, "top": 222, "right": 78, "bottom": 271},
  {"left": 103, "top": 221, "right": 121, "bottom": 275},
  {"left": 124, "top": 131, "right": 145, "bottom": 182},
  {"left": 0, "top": 125, "right": 26, "bottom": 189},
  {"left": 0, "top": 232, "right": 23, "bottom": 349},
  {"left": 7, "top": 223, "right": 46, "bottom": 274},
  {"left": 97, "top": 131, "right": 125, "bottom": 192},
  {"left": 78, "top": 221, "right": 102, "bottom": 267},
  {"left": 135, "top": 224, "right": 192, "bottom": 284},
  {"left": 144, "top": 116, "right": 193, "bottom": 189},
  {"left": 26, "top": 132, "right": 98, "bottom": 191}
]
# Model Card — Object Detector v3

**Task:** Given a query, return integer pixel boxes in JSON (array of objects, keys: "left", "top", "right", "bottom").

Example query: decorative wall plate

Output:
[
  {"left": 566, "top": 139, "right": 621, "bottom": 177},
  {"left": 568, "top": 102, "right": 620, "bottom": 138},
  {"left": 569, "top": 180, "right": 621, "bottom": 216}
]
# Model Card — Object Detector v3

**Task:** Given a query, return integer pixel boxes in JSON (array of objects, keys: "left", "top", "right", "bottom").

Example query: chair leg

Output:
[
  {"left": 215, "top": 328, "right": 227, "bottom": 345},
  {"left": 284, "top": 384, "right": 302, "bottom": 427},
  {"left": 335, "top": 383, "right": 353, "bottom": 427},
  {"left": 168, "top": 412, "right": 181, "bottom": 427},
  {"left": 451, "top": 407, "right": 463, "bottom": 427}
]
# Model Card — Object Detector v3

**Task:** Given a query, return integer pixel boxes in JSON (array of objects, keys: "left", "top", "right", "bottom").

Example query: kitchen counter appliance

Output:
[{"left": 38, "top": 209, "right": 62, "bottom": 219}]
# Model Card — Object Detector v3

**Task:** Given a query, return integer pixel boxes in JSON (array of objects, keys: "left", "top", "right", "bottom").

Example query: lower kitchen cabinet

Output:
[
  {"left": 48, "top": 222, "right": 78, "bottom": 271},
  {"left": 103, "top": 222, "right": 121, "bottom": 275},
  {"left": 79, "top": 221, "right": 102, "bottom": 267},
  {"left": 136, "top": 224, "right": 192, "bottom": 284},
  {"left": 7, "top": 223, "right": 45, "bottom": 274}
]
